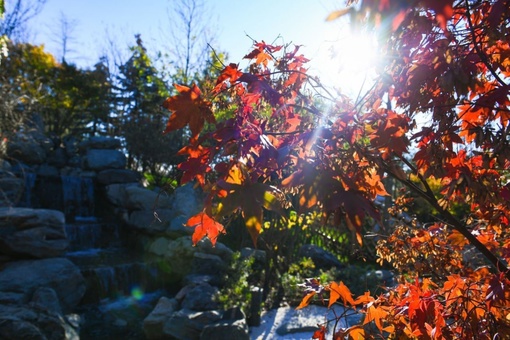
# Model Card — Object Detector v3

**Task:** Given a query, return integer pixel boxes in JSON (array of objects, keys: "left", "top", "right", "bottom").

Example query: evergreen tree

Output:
[{"left": 115, "top": 35, "right": 185, "bottom": 184}]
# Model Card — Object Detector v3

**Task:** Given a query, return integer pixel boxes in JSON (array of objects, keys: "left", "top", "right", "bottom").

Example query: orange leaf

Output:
[
  {"left": 163, "top": 84, "right": 214, "bottom": 138},
  {"left": 312, "top": 326, "right": 326, "bottom": 340},
  {"left": 186, "top": 212, "right": 225, "bottom": 246},
  {"left": 363, "top": 304, "right": 388, "bottom": 331},
  {"left": 325, "top": 8, "right": 351, "bottom": 21},
  {"left": 296, "top": 291, "right": 316, "bottom": 310},
  {"left": 329, "top": 281, "right": 356, "bottom": 307},
  {"left": 214, "top": 63, "right": 243, "bottom": 93},
  {"left": 354, "top": 291, "right": 374, "bottom": 305},
  {"left": 346, "top": 326, "right": 365, "bottom": 340},
  {"left": 447, "top": 229, "right": 469, "bottom": 248}
]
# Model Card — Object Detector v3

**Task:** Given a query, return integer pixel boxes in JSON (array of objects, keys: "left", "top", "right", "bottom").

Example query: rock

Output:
[
  {"left": 171, "top": 183, "right": 203, "bottom": 217},
  {"left": 0, "top": 318, "right": 44, "bottom": 340},
  {"left": 36, "top": 164, "right": 60, "bottom": 177},
  {"left": 79, "top": 136, "right": 122, "bottom": 150},
  {"left": 162, "top": 309, "right": 222, "bottom": 340},
  {"left": 222, "top": 306, "right": 246, "bottom": 321},
  {"left": 180, "top": 283, "right": 219, "bottom": 311},
  {"left": 105, "top": 183, "right": 138, "bottom": 207},
  {"left": 298, "top": 244, "right": 344, "bottom": 270},
  {"left": 182, "top": 274, "right": 222, "bottom": 287},
  {"left": 275, "top": 305, "right": 336, "bottom": 336},
  {"left": 191, "top": 253, "right": 227, "bottom": 277},
  {"left": 125, "top": 186, "right": 173, "bottom": 210},
  {"left": 168, "top": 215, "right": 194, "bottom": 236},
  {"left": 241, "top": 247, "right": 266, "bottom": 266},
  {"left": 0, "top": 258, "right": 86, "bottom": 312},
  {"left": 47, "top": 147, "right": 67, "bottom": 168},
  {"left": 0, "top": 304, "right": 79, "bottom": 340},
  {"left": 195, "top": 238, "right": 233, "bottom": 262},
  {"left": 366, "top": 269, "right": 395, "bottom": 287},
  {"left": 127, "top": 209, "right": 179, "bottom": 235},
  {"left": 163, "top": 237, "right": 197, "bottom": 280},
  {"left": 31, "top": 287, "right": 62, "bottom": 314},
  {"left": 0, "top": 208, "right": 68, "bottom": 258},
  {"left": 0, "top": 173, "right": 24, "bottom": 207},
  {"left": 106, "top": 184, "right": 174, "bottom": 211},
  {"left": 143, "top": 297, "right": 179, "bottom": 340},
  {"left": 200, "top": 319, "right": 249, "bottom": 340},
  {"left": 148, "top": 237, "right": 170, "bottom": 257},
  {"left": 6, "top": 131, "right": 51, "bottom": 165},
  {"left": 62, "top": 136, "right": 79, "bottom": 158},
  {"left": 84, "top": 149, "right": 126, "bottom": 170},
  {"left": 0, "top": 291, "right": 25, "bottom": 305},
  {"left": 0, "top": 159, "right": 12, "bottom": 171},
  {"left": 97, "top": 169, "right": 140, "bottom": 185}
]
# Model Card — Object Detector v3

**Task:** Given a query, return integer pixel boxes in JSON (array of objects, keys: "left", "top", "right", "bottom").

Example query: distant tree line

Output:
[{"left": 0, "top": 0, "right": 222, "bottom": 186}]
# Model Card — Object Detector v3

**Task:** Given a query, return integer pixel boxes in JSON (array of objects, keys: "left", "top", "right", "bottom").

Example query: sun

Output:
[{"left": 314, "top": 29, "right": 379, "bottom": 98}]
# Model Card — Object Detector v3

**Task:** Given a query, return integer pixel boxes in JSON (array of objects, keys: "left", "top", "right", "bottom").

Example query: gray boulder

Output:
[
  {"left": 97, "top": 169, "right": 140, "bottom": 185},
  {"left": 6, "top": 131, "right": 51, "bottom": 165},
  {"left": 200, "top": 319, "right": 249, "bottom": 340},
  {"left": 0, "top": 208, "right": 68, "bottom": 258},
  {"left": 125, "top": 186, "right": 173, "bottom": 210},
  {"left": 0, "top": 304, "right": 79, "bottom": 340},
  {"left": 191, "top": 253, "right": 227, "bottom": 277},
  {"left": 105, "top": 184, "right": 173, "bottom": 211},
  {"left": 171, "top": 183, "right": 203, "bottom": 217},
  {"left": 84, "top": 149, "right": 126, "bottom": 170},
  {"left": 36, "top": 164, "right": 60, "bottom": 177},
  {"left": 163, "top": 309, "right": 222, "bottom": 340},
  {"left": 161, "top": 237, "right": 197, "bottom": 280},
  {"left": 298, "top": 244, "right": 344, "bottom": 270},
  {"left": 0, "top": 258, "right": 86, "bottom": 312},
  {"left": 31, "top": 287, "right": 62, "bottom": 314},
  {"left": 79, "top": 136, "right": 121, "bottom": 150},
  {"left": 0, "top": 173, "right": 24, "bottom": 207},
  {"left": 180, "top": 283, "right": 219, "bottom": 311},
  {"left": 105, "top": 183, "right": 137, "bottom": 207},
  {"left": 127, "top": 209, "right": 182, "bottom": 235},
  {"left": 195, "top": 238, "right": 234, "bottom": 262},
  {"left": 143, "top": 297, "right": 179, "bottom": 340},
  {"left": 202, "top": 307, "right": 249, "bottom": 339}
]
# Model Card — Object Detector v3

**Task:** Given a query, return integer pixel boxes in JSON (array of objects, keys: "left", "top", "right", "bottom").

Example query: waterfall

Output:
[
  {"left": 20, "top": 172, "right": 37, "bottom": 207},
  {"left": 61, "top": 176, "right": 95, "bottom": 219}
]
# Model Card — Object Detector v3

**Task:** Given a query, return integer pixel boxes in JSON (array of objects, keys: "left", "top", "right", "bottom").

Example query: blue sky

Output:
[
  {"left": 26, "top": 0, "right": 374, "bottom": 93},
  {"left": 29, "top": 1, "right": 337, "bottom": 65}
]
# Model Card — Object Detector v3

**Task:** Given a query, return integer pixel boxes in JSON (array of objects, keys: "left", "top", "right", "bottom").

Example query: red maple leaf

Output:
[
  {"left": 214, "top": 63, "right": 243, "bottom": 93},
  {"left": 186, "top": 212, "right": 225, "bottom": 246},
  {"left": 163, "top": 84, "right": 215, "bottom": 138}
]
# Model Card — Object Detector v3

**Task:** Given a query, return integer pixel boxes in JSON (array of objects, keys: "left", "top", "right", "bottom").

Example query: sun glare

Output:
[{"left": 316, "top": 30, "right": 379, "bottom": 98}]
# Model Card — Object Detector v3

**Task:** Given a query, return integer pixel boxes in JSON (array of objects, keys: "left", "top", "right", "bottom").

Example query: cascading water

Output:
[
  {"left": 65, "top": 219, "right": 169, "bottom": 339},
  {"left": 61, "top": 176, "right": 95, "bottom": 219},
  {"left": 21, "top": 172, "right": 37, "bottom": 207},
  {"left": 8, "top": 171, "right": 173, "bottom": 338},
  {"left": 61, "top": 177, "right": 170, "bottom": 339}
]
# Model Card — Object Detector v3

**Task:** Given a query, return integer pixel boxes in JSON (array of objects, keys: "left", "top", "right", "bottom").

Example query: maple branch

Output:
[
  {"left": 383, "top": 156, "right": 510, "bottom": 280},
  {"left": 397, "top": 155, "right": 437, "bottom": 200},
  {"left": 464, "top": 0, "right": 509, "bottom": 88},
  {"left": 207, "top": 43, "right": 226, "bottom": 69},
  {"left": 265, "top": 130, "right": 304, "bottom": 136}
]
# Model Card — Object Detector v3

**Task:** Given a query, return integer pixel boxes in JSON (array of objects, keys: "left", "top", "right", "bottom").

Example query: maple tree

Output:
[{"left": 162, "top": 0, "right": 510, "bottom": 338}]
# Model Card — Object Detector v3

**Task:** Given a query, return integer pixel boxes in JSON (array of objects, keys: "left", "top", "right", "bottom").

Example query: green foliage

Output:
[
  {"left": 216, "top": 252, "right": 255, "bottom": 317},
  {"left": 143, "top": 172, "right": 178, "bottom": 191},
  {"left": 0, "top": 42, "right": 112, "bottom": 140}
]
